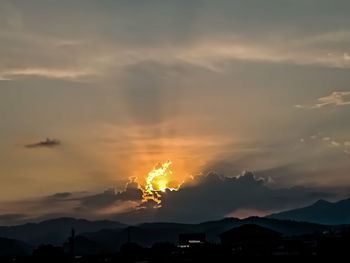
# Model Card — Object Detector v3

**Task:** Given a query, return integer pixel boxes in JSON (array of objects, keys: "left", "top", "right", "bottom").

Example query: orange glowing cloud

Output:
[{"left": 139, "top": 160, "right": 183, "bottom": 204}]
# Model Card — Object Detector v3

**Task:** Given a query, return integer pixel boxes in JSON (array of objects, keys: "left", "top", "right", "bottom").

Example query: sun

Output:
[{"left": 141, "top": 160, "right": 182, "bottom": 204}]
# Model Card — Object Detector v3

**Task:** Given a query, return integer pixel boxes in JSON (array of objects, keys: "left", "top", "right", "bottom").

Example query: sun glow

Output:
[{"left": 141, "top": 160, "right": 182, "bottom": 204}]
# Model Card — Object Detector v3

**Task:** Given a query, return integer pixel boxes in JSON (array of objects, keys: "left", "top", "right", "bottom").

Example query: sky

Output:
[{"left": 1, "top": 0, "right": 350, "bottom": 225}]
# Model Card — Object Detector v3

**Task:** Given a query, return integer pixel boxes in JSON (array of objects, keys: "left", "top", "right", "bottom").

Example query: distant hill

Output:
[
  {"left": 0, "top": 217, "right": 126, "bottom": 246},
  {"left": 268, "top": 197, "right": 350, "bottom": 225}
]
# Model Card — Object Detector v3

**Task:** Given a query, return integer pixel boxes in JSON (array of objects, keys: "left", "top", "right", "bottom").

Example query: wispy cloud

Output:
[
  {"left": 295, "top": 91, "right": 350, "bottom": 109},
  {"left": 0, "top": 68, "right": 93, "bottom": 81},
  {"left": 302, "top": 133, "right": 350, "bottom": 155},
  {"left": 3, "top": 29, "right": 350, "bottom": 83}
]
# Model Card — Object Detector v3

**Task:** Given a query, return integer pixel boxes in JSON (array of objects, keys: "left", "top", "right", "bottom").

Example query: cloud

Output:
[
  {"left": 0, "top": 172, "right": 340, "bottom": 225},
  {"left": 78, "top": 181, "right": 142, "bottom": 210},
  {"left": 25, "top": 138, "right": 60, "bottom": 148},
  {"left": 295, "top": 91, "right": 350, "bottom": 109},
  {"left": 3, "top": 28, "right": 350, "bottom": 85},
  {"left": 308, "top": 134, "right": 350, "bottom": 154},
  {"left": 2, "top": 1, "right": 350, "bottom": 88},
  {"left": 0, "top": 181, "right": 144, "bottom": 225}
]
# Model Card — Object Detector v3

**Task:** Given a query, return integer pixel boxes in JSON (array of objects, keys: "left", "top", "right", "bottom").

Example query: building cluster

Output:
[{"left": 179, "top": 224, "right": 350, "bottom": 257}]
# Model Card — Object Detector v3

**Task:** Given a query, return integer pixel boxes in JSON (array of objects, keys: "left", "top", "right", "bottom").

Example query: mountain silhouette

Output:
[
  {"left": 268, "top": 197, "right": 350, "bottom": 224},
  {"left": 0, "top": 217, "right": 125, "bottom": 246}
]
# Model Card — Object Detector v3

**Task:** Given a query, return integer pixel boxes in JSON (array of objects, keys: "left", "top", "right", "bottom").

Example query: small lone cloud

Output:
[
  {"left": 25, "top": 138, "right": 60, "bottom": 148},
  {"left": 295, "top": 91, "right": 350, "bottom": 109}
]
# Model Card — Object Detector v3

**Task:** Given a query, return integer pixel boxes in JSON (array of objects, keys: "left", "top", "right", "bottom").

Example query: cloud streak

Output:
[
  {"left": 3, "top": 29, "right": 350, "bottom": 83},
  {"left": 1, "top": 68, "right": 92, "bottom": 80}
]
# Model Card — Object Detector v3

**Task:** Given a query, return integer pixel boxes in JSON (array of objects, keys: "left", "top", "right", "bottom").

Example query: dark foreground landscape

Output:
[{"left": 1, "top": 211, "right": 350, "bottom": 262}]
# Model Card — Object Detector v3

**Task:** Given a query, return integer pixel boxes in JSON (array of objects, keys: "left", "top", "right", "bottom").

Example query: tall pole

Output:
[{"left": 127, "top": 226, "right": 131, "bottom": 243}]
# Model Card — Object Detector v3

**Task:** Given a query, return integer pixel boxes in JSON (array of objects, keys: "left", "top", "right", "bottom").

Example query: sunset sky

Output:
[{"left": 1, "top": 0, "right": 350, "bottom": 225}]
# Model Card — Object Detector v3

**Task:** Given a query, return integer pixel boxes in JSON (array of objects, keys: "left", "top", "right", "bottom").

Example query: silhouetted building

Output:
[
  {"left": 274, "top": 234, "right": 318, "bottom": 256},
  {"left": 178, "top": 233, "right": 206, "bottom": 248},
  {"left": 220, "top": 224, "right": 281, "bottom": 256},
  {"left": 317, "top": 234, "right": 350, "bottom": 256}
]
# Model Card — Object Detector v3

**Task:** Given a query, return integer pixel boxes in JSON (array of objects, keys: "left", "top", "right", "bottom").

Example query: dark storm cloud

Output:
[
  {"left": 25, "top": 138, "right": 60, "bottom": 148},
  {"left": 150, "top": 172, "right": 338, "bottom": 223},
  {"left": 0, "top": 173, "right": 341, "bottom": 225},
  {"left": 96, "top": 171, "right": 341, "bottom": 224},
  {"left": 0, "top": 182, "right": 143, "bottom": 225}
]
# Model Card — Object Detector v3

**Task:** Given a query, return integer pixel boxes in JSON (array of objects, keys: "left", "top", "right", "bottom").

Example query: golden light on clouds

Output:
[
  {"left": 93, "top": 122, "right": 234, "bottom": 193},
  {"left": 140, "top": 160, "right": 183, "bottom": 204}
]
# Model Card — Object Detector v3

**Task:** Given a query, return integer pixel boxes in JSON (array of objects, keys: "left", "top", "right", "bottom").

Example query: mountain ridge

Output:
[{"left": 268, "top": 197, "right": 350, "bottom": 225}]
